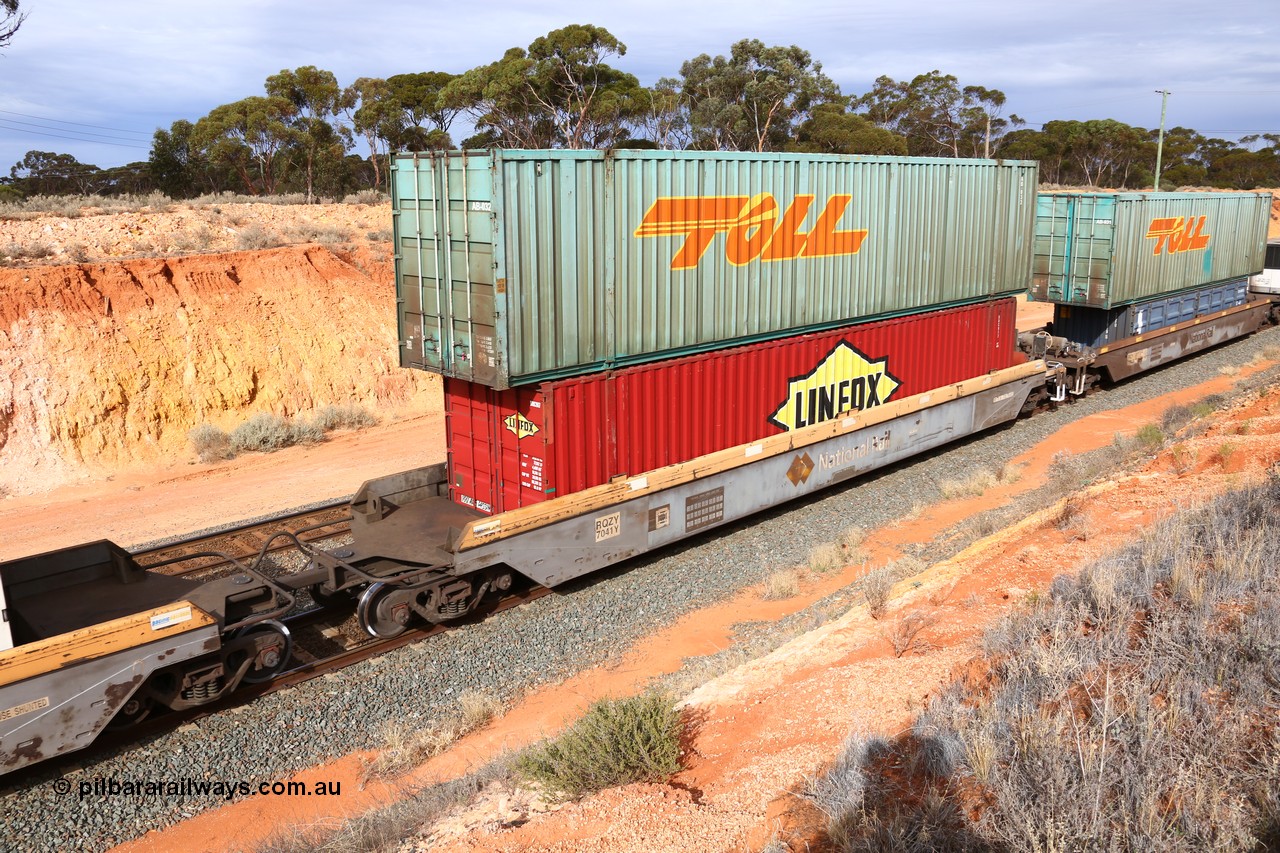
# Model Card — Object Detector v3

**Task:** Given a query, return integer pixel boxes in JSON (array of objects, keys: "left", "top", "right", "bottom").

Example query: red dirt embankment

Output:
[{"left": 0, "top": 244, "right": 436, "bottom": 495}]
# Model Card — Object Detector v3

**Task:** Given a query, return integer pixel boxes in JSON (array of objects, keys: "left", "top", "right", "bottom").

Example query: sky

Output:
[{"left": 0, "top": 0, "right": 1277, "bottom": 173}]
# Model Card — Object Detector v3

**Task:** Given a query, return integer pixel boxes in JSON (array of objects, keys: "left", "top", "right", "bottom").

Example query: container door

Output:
[
  {"left": 443, "top": 379, "right": 500, "bottom": 515},
  {"left": 393, "top": 153, "right": 498, "bottom": 384},
  {"left": 1034, "top": 195, "right": 1116, "bottom": 306}
]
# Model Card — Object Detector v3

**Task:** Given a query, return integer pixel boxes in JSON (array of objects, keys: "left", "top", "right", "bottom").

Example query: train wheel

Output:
[
  {"left": 236, "top": 620, "right": 294, "bottom": 684},
  {"left": 357, "top": 582, "right": 416, "bottom": 638},
  {"left": 106, "top": 695, "right": 154, "bottom": 729}
]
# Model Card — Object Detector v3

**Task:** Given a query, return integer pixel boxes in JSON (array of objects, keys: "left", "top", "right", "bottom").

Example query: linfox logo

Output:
[
  {"left": 768, "top": 342, "right": 901, "bottom": 431},
  {"left": 503, "top": 412, "right": 539, "bottom": 439},
  {"left": 634, "top": 192, "right": 869, "bottom": 270},
  {"left": 1145, "top": 216, "right": 1210, "bottom": 255}
]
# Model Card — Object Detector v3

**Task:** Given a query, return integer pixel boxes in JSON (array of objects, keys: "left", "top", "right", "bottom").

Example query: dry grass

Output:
[
  {"left": 808, "top": 542, "right": 844, "bottom": 574},
  {"left": 938, "top": 469, "right": 998, "bottom": 500},
  {"left": 861, "top": 566, "right": 896, "bottom": 619},
  {"left": 837, "top": 525, "right": 867, "bottom": 560},
  {"left": 811, "top": 477, "right": 1280, "bottom": 850},
  {"left": 763, "top": 569, "right": 802, "bottom": 600},
  {"left": 361, "top": 690, "right": 502, "bottom": 786}
]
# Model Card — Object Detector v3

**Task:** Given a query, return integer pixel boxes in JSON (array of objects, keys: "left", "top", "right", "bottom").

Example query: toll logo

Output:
[
  {"left": 503, "top": 412, "right": 539, "bottom": 439},
  {"left": 1146, "top": 216, "right": 1210, "bottom": 255},
  {"left": 634, "top": 192, "right": 869, "bottom": 270},
  {"left": 769, "top": 342, "right": 901, "bottom": 431}
]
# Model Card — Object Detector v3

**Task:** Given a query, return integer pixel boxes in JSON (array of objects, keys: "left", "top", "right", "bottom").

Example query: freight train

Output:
[{"left": 0, "top": 149, "right": 1275, "bottom": 777}]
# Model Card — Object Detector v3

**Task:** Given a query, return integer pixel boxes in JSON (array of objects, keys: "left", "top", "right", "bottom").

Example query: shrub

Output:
[
  {"left": 312, "top": 403, "right": 378, "bottom": 432},
  {"left": 1135, "top": 422, "right": 1165, "bottom": 450},
  {"left": 514, "top": 693, "right": 683, "bottom": 801},
  {"left": 229, "top": 413, "right": 322, "bottom": 453},
  {"left": 189, "top": 424, "right": 235, "bottom": 462},
  {"left": 344, "top": 189, "right": 389, "bottom": 205},
  {"left": 862, "top": 566, "right": 896, "bottom": 619},
  {"left": 1218, "top": 441, "right": 1238, "bottom": 467},
  {"left": 886, "top": 611, "right": 937, "bottom": 657},
  {"left": 234, "top": 224, "right": 281, "bottom": 250}
]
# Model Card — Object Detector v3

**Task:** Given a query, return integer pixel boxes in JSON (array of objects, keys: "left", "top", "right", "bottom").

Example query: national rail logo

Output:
[
  {"left": 768, "top": 342, "right": 901, "bottom": 432},
  {"left": 1146, "top": 215, "right": 1210, "bottom": 255},
  {"left": 634, "top": 192, "right": 869, "bottom": 270},
  {"left": 503, "top": 412, "right": 539, "bottom": 439}
]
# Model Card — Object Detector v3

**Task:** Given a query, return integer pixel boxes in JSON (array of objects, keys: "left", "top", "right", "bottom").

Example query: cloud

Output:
[{"left": 0, "top": 0, "right": 1276, "bottom": 171}]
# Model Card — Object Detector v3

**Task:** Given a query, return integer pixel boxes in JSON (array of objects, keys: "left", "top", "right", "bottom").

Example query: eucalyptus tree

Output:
[
  {"left": 854, "top": 71, "right": 1020, "bottom": 158},
  {"left": 384, "top": 71, "right": 461, "bottom": 150},
  {"left": 266, "top": 66, "right": 353, "bottom": 201},
  {"left": 193, "top": 96, "right": 298, "bottom": 195},
  {"left": 345, "top": 77, "right": 394, "bottom": 188},
  {"left": 679, "top": 40, "right": 838, "bottom": 152},
  {"left": 1, "top": 0, "right": 24, "bottom": 50},
  {"left": 444, "top": 24, "right": 647, "bottom": 149},
  {"left": 787, "top": 101, "right": 907, "bottom": 155}
]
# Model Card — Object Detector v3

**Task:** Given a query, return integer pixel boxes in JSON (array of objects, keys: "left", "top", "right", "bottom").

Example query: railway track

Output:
[{"left": 131, "top": 501, "right": 353, "bottom": 578}]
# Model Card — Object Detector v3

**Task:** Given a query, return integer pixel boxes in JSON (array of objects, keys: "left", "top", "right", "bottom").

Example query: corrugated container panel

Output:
[
  {"left": 1051, "top": 277, "right": 1250, "bottom": 349},
  {"left": 395, "top": 149, "right": 1038, "bottom": 389},
  {"left": 445, "top": 298, "right": 1019, "bottom": 514},
  {"left": 1030, "top": 191, "right": 1270, "bottom": 309}
]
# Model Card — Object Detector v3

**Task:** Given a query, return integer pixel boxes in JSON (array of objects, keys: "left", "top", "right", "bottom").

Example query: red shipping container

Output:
[{"left": 445, "top": 298, "right": 1020, "bottom": 515}]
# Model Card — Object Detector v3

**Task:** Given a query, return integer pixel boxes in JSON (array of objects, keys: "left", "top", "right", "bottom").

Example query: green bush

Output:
[
  {"left": 515, "top": 693, "right": 684, "bottom": 801},
  {"left": 1135, "top": 422, "right": 1165, "bottom": 450}
]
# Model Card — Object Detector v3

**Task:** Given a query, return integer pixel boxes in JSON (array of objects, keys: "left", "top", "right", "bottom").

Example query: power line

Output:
[
  {"left": 0, "top": 108, "right": 152, "bottom": 137},
  {"left": 0, "top": 116, "right": 152, "bottom": 144},
  {"left": 0, "top": 120, "right": 151, "bottom": 150}
]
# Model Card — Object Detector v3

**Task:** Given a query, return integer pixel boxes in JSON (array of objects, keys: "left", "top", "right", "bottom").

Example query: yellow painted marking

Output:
[{"left": 0, "top": 602, "right": 216, "bottom": 688}]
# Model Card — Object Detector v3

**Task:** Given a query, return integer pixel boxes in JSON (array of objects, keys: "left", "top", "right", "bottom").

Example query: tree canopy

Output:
[
  {"left": 2, "top": 24, "right": 1275, "bottom": 200},
  {"left": 1, "top": 0, "right": 24, "bottom": 50}
]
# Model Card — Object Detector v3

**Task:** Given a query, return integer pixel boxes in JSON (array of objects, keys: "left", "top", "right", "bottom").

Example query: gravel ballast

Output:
[{"left": 4, "top": 326, "right": 1280, "bottom": 852}]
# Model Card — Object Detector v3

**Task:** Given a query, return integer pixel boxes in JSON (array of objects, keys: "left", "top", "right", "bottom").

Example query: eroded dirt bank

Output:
[{"left": 0, "top": 244, "right": 436, "bottom": 495}]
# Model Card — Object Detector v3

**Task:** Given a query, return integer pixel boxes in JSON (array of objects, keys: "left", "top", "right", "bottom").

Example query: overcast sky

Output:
[{"left": 1, "top": 0, "right": 1277, "bottom": 173}]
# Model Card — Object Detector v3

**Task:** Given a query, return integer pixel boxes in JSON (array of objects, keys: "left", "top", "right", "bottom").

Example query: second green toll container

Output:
[{"left": 1031, "top": 191, "right": 1271, "bottom": 309}]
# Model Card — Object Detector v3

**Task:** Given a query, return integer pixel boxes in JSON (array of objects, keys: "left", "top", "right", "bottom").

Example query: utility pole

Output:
[{"left": 1153, "top": 89, "right": 1171, "bottom": 191}]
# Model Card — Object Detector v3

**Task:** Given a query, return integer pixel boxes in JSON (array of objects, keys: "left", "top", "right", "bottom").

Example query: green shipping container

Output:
[
  {"left": 393, "top": 149, "right": 1038, "bottom": 389},
  {"left": 1030, "top": 191, "right": 1271, "bottom": 309}
]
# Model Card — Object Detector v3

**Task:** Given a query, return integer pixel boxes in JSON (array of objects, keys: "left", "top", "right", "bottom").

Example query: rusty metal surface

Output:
[{"left": 0, "top": 623, "right": 220, "bottom": 774}]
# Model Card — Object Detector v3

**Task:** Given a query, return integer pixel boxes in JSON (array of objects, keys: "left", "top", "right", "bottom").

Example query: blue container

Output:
[{"left": 1051, "top": 278, "right": 1249, "bottom": 349}]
